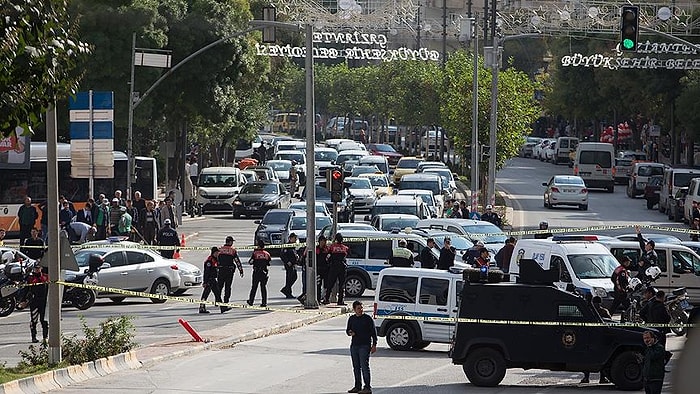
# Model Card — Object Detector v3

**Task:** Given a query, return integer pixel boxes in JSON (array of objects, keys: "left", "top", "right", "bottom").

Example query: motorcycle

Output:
[
  {"left": 0, "top": 253, "right": 36, "bottom": 317},
  {"left": 621, "top": 266, "right": 662, "bottom": 324},
  {"left": 62, "top": 254, "right": 102, "bottom": 310},
  {"left": 665, "top": 287, "right": 692, "bottom": 336}
]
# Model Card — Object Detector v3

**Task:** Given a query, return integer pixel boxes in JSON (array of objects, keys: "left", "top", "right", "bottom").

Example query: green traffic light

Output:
[{"left": 622, "top": 38, "right": 635, "bottom": 49}]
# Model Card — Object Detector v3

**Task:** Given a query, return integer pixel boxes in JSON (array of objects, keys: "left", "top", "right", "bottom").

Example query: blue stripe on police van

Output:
[{"left": 375, "top": 309, "right": 450, "bottom": 319}]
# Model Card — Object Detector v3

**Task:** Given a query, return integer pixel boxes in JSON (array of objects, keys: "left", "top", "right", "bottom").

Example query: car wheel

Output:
[
  {"left": 462, "top": 347, "right": 507, "bottom": 387},
  {"left": 344, "top": 274, "right": 366, "bottom": 297},
  {"left": 609, "top": 351, "right": 643, "bottom": 390},
  {"left": 607, "top": 184, "right": 615, "bottom": 193},
  {"left": 646, "top": 200, "right": 654, "bottom": 210},
  {"left": 72, "top": 289, "right": 96, "bottom": 310},
  {"left": 543, "top": 198, "right": 548, "bottom": 208},
  {"left": 412, "top": 340, "right": 431, "bottom": 350},
  {"left": 150, "top": 279, "right": 170, "bottom": 304},
  {"left": 386, "top": 323, "right": 415, "bottom": 351},
  {"left": 579, "top": 204, "right": 588, "bottom": 211},
  {"left": 110, "top": 297, "right": 126, "bottom": 304}
]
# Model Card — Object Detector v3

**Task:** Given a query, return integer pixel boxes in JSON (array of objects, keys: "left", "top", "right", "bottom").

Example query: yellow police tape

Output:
[
  {"left": 7, "top": 223, "right": 700, "bottom": 252},
  {"left": 54, "top": 280, "right": 696, "bottom": 329}
]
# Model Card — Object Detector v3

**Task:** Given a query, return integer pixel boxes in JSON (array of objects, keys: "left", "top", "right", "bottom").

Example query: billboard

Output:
[{"left": 0, "top": 127, "right": 30, "bottom": 170}]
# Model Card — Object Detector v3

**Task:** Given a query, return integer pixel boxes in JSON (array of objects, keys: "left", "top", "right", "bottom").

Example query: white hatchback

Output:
[{"left": 543, "top": 175, "right": 589, "bottom": 210}]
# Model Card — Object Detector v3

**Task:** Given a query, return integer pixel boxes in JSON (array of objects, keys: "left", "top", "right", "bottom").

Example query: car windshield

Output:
[
  {"left": 291, "top": 216, "right": 332, "bottom": 230},
  {"left": 242, "top": 172, "right": 257, "bottom": 182},
  {"left": 315, "top": 150, "right": 338, "bottom": 161},
  {"left": 276, "top": 153, "right": 304, "bottom": 164},
  {"left": 399, "top": 180, "right": 440, "bottom": 195},
  {"left": 399, "top": 192, "right": 433, "bottom": 206},
  {"left": 674, "top": 173, "right": 700, "bottom": 187},
  {"left": 424, "top": 172, "right": 450, "bottom": 188},
  {"left": 352, "top": 166, "right": 380, "bottom": 176},
  {"left": 373, "top": 205, "right": 417, "bottom": 216},
  {"left": 638, "top": 166, "right": 664, "bottom": 177},
  {"left": 262, "top": 211, "right": 291, "bottom": 225},
  {"left": 366, "top": 176, "right": 388, "bottom": 187},
  {"left": 462, "top": 224, "right": 506, "bottom": 244},
  {"left": 346, "top": 178, "right": 372, "bottom": 189},
  {"left": 553, "top": 177, "right": 585, "bottom": 185},
  {"left": 242, "top": 183, "right": 278, "bottom": 194},
  {"left": 380, "top": 218, "right": 419, "bottom": 231},
  {"left": 372, "top": 144, "right": 396, "bottom": 153},
  {"left": 567, "top": 254, "right": 618, "bottom": 279},
  {"left": 268, "top": 161, "right": 291, "bottom": 171},
  {"left": 579, "top": 151, "right": 612, "bottom": 167},
  {"left": 526, "top": 137, "right": 541, "bottom": 143},
  {"left": 397, "top": 158, "right": 421, "bottom": 169},
  {"left": 199, "top": 174, "right": 238, "bottom": 187},
  {"left": 75, "top": 250, "right": 107, "bottom": 267}
]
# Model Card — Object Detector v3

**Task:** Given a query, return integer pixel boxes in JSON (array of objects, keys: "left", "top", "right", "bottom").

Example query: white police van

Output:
[
  {"left": 508, "top": 235, "right": 617, "bottom": 305},
  {"left": 373, "top": 267, "right": 464, "bottom": 350}
]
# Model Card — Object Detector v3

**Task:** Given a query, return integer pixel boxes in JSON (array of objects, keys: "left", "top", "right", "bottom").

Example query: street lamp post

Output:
[
  {"left": 303, "top": 23, "right": 318, "bottom": 309},
  {"left": 460, "top": 18, "right": 479, "bottom": 213}
]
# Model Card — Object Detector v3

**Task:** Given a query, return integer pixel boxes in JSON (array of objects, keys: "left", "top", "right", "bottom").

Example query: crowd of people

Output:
[{"left": 442, "top": 200, "right": 503, "bottom": 228}]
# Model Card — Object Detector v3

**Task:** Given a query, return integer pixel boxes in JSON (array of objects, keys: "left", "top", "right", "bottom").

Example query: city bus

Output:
[{"left": 0, "top": 142, "right": 157, "bottom": 236}]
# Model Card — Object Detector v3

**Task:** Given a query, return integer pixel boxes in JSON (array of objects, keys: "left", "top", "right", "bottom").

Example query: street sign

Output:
[{"left": 69, "top": 91, "right": 115, "bottom": 181}]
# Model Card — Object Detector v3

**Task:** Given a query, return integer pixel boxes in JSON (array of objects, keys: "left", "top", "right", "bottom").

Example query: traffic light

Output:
[
  {"left": 480, "top": 145, "right": 490, "bottom": 162},
  {"left": 329, "top": 168, "right": 344, "bottom": 203},
  {"left": 620, "top": 5, "right": 639, "bottom": 52}
]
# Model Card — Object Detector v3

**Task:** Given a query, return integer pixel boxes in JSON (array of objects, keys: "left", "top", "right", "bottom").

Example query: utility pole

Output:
[
  {"left": 303, "top": 23, "right": 318, "bottom": 309},
  {"left": 470, "top": 18, "right": 479, "bottom": 213},
  {"left": 487, "top": 0, "right": 499, "bottom": 207},
  {"left": 441, "top": 0, "right": 447, "bottom": 67},
  {"left": 46, "top": 104, "right": 61, "bottom": 364}
]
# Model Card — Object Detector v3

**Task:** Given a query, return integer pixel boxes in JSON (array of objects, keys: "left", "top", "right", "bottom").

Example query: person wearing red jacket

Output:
[
  {"left": 247, "top": 240, "right": 272, "bottom": 307},
  {"left": 27, "top": 264, "right": 49, "bottom": 343},
  {"left": 322, "top": 233, "right": 349, "bottom": 306}
]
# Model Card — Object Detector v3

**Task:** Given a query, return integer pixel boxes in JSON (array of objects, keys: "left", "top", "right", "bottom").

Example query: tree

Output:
[{"left": 1, "top": 0, "right": 90, "bottom": 136}]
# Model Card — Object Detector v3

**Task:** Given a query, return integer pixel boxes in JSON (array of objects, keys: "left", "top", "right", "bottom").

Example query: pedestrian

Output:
[
  {"left": 200, "top": 247, "right": 225, "bottom": 314},
  {"left": 116, "top": 207, "right": 132, "bottom": 237},
  {"left": 609, "top": 255, "right": 632, "bottom": 314},
  {"left": 534, "top": 221, "right": 553, "bottom": 239},
  {"left": 125, "top": 199, "right": 139, "bottom": 225},
  {"left": 316, "top": 235, "right": 330, "bottom": 301},
  {"left": 247, "top": 240, "right": 271, "bottom": 307},
  {"left": 21, "top": 228, "right": 45, "bottom": 261},
  {"left": 437, "top": 236, "right": 456, "bottom": 270},
  {"left": 481, "top": 204, "right": 502, "bottom": 228},
  {"left": 59, "top": 201, "right": 75, "bottom": 237},
  {"left": 388, "top": 239, "right": 413, "bottom": 267},
  {"left": 280, "top": 233, "right": 299, "bottom": 298},
  {"left": 68, "top": 221, "right": 92, "bottom": 243},
  {"left": 139, "top": 200, "right": 160, "bottom": 245},
  {"left": 494, "top": 237, "right": 516, "bottom": 271},
  {"left": 158, "top": 197, "right": 177, "bottom": 229},
  {"left": 289, "top": 164, "right": 299, "bottom": 194},
  {"left": 420, "top": 238, "right": 438, "bottom": 269},
  {"left": 642, "top": 330, "right": 666, "bottom": 394},
  {"left": 465, "top": 240, "right": 483, "bottom": 265},
  {"left": 76, "top": 202, "right": 93, "bottom": 226},
  {"left": 218, "top": 235, "right": 244, "bottom": 304},
  {"left": 157, "top": 219, "right": 180, "bottom": 259},
  {"left": 640, "top": 290, "right": 671, "bottom": 348},
  {"left": 258, "top": 144, "right": 268, "bottom": 164},
  {"left": 189, "top": 156, "right": 199, "bottom": 188},
  {"left": 443, "top": 200, "right": 454, "bottom": 218},
  {"left": 322, "top": 233, "right": 350, "bottom": 306},
  {"left": 133, "top": 191, "right": 146, "bottom": 213},
  {"left": 113, "top": 190, "right": 126, "bottom": 207},
  {"left": 59, "top": 195, "right": 76, "bottom": 216},
  {"left": 636, "top": 225, "right": 658, "bottom": 281},
  {"left": 17, "top": 196, "right": 38, "bottom": 245},
  {"left": 475, "top": 247, "right": 490, "bottom": 268},
  {"left": 27, "top": 264, "right": 49, "bottom": 343},
  {"left": 346, "top": 300, "right": 377, "bottom": 394}
]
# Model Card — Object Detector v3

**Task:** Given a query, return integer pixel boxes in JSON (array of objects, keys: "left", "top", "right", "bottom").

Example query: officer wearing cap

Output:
[
  {"left": 437, "top": 236, "right": 456, "bottom": 270},
  {"left": 280, "top": 233, "right": 300, "bottom": 298},
  {"left": 218, "top": 235, "right": 244, "bottom": 304},
  {"left": 157, "top": 219, "right": 180, "bottom": 259},
  {"left": 635, "top": 225, "right": 658, "bottom": 282},
  {"left": 389, "top": 239, "right": 414, "bottom": 267},
  {"left": 481, "top": 204, "right": 502, "bottom": 228},
  {"left": 420, "top": 238, "right": 438, "bottom": 269},
  {"left": 534, "top": 221, "right": 553, "bottom": 239}
]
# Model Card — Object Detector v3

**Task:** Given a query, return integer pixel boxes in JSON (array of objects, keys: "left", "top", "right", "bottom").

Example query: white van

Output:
[
  {"left": 338, "top": 230, "right": 439, "bottom": 297},
  {"left": 358, "top": 155, "right": 390, "bottom": 176},
  {"left": 196, "top": 167, "right": 247, "bottom": 213},
  {"left": 684, "top": 177, "right": 700, "bottom": 223},
  {"left": 573, "top": 142, "right": 615, "bottom": 192},
  {"left": 627, "top": 162, "right": 666, "bottom": 197},
  {"left": 659, "top": 167, "right": 700, "bottom": 214},
  {"left": 365, "top": 195, "right": 431, "bottom": 221},
  {"left": 600, "top": 240, "right": 700, "bottom": 304},
  {"left": 508, "top": 236, "right": 616, "bottom": 305},
  {"left": 373, "top": 267, "right": 464, "bottom": 350},
  {"left": 554, "top": 137, "right": 578, "bottom": 164}
]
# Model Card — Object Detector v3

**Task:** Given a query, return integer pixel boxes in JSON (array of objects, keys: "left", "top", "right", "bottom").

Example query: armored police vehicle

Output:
[{"left": 450, "top": 259, "right": 648, "bottom": 390}]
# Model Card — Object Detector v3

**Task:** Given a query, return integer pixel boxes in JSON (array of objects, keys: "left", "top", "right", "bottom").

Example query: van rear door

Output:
[{"left": 416, "top": 275, "right": 452, "bottom": 342}]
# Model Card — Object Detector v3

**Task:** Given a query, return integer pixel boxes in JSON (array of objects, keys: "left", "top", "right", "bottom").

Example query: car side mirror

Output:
[
  {"left": 254, "top": 220, "right": 261, "bottom": 224},
  {"left": 542, "top": 182, "right": 548, "bottom": 187},
  {"left": 100, "top": 262, "right": 111, "bottom": 269}
]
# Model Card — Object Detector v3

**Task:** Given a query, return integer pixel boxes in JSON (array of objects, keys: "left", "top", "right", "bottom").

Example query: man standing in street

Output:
[
  {"left": 437, "top": 237, "right": 456, "bottom": 270},
  {"left": 218, "top": 235, "right": 244, "bottom": 304},
  {"left": 157, "top": 219, "right": 180, "bottom": 259},
  {"left": 21, "top": 228, "right": 45, "bottom": 262},
  {"left": 346, "top": 300, "right": 377, "bottom": 394},
  {"left": 642, "top": 330, "right": 665, "bottom": 394},
  {"left": 420, "top": 238, "right": 437, "bottom": 269},
  {"left": 494, "top": 237, "right": 516, "bottom": 271},
  {"left": 388, "top": 239, "right": 413, "bottom": 267},
  {"left": 280, "top": 233, "right": 299, "bottom": 298},
  {"left": 94, "top": 198, "right": 110, "bottom": 240},
  {"left": 139, "top": 200, "right": 159, "bottom": 245},
  {"left": 609, "top": 255, "right": 632, "bottom": 314},
  {"left": 27, "top": 264, "right": 49, "bottom": 343},
  {"left": 636, "top": 225, "right": 659, "bottom": 281},
  {"left": 475, "top": 247, "right": 490, "bottom": 268},
  {"left": 17, "top": 196, "right": 38, "bottom": 245},
  {"left": 247, "top": 240, "right": 271, "bottom": 307},
  {"left": 200, "top": 247, "right": 225, "bottom": 314},
  {"left": 481, "top": 205, "right": 502, "bottom": 228},
  {"left": 323, "top": 233, "right": 349, "bottom": 306},
  {"left": 640, "top": 290, "right": 671, "bottom": 348}
]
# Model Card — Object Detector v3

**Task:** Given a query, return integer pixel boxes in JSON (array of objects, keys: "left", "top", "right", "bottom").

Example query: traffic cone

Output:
[
  {"left": 173, "top": 249, "right": 181, "bottom": 259},
  {"left": 181, "top": 234, "right": 186, "bottom": 248}
]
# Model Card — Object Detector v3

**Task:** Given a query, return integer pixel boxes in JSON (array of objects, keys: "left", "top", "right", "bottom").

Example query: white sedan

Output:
[{"left": 543, "top": 175, "right": 589, "bottom": 210}]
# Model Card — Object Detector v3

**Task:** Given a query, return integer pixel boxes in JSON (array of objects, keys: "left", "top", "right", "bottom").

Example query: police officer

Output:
[
  {"left": 247, "top": 240, "right": 271, "bottom": 307},
  {"left": 316, "top": 235, "right": 330, "bottom": 301},
  {"left": 200, "top": 247, "right": 225, "bottom": 314},
  {"left": 322, "top": 233, "right": 349, "bottom": 306},
  {"left": 609, "top": 255, "right": 632, "bottom": 314},
  {"left": 217, "top": 235, "right": 244, "bottom": 304},
  {"left": 420, "top": 238, "right": 438, "bottom": 269},
  {"left": 534, "top": 221, "right": 553, "bottom": 239},
  {"left": 27, "top": 264, "right": 49, "bottom": 343},
  {"left": 636, "top": 225, "right": 658, "bottom": 281},
  {"left": 389, "top": 239, "right": 414, "bottom": 267},
  {"left": 437, "top": 237, "right": 456, "bottom": 270},
  {"left": 481, "top": 205, "right": 502, "bottom": 228},
  {"left": 157, "top": 219, "right": 180, "bottom": 259},
  {"left": 280, "top": 233, "right": 299, "bottom": 298}
]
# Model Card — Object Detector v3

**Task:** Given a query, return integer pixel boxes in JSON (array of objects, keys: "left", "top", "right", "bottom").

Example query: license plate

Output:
[
  {"left": 212, "top": 201, "right": 223, "bottom": 204},
  {"left": 246, "top": 206, "right": 258, "bottom": 210},
  {"left": 272, "top": 239, "right": 282, "bottom": 245}
]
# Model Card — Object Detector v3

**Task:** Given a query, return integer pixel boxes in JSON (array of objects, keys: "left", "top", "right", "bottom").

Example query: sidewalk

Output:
[{"left": 0, "top": 305, "right": 349, "bottom": 394}]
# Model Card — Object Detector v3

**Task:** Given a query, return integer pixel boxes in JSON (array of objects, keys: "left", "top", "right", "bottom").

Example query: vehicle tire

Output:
[
  {"left": 344, "top": 274, "right": 366, "bottom": 297},
  {"left": 71, "top": 289, "right": 96, "bottom": 310},
  {"left": 150, "top": 279, "right": 170, "bottom": 304},
  {"left": 626, "top": 185, "right": 633, "bottom": 198},
  {"left": 547, "top": 197, "right": 553, "bottom": 209},
  {"left": 607, "top": 184, "right": 615, "bottom": 193},
  {"left": 543, "top": 198, "right": 548, "bottom": 208},
  {"left": 412, "top": 340, "right": 431, "bottom": 350},
  {"left": 110, "top": 297, "right": 126, "bottom": 304},
  {"left": 0, "top": 296, "right": 16, "bottom": 317},
  {"left": 462, "top": 347, "right": 507, "bottom": 387},
  {"left": 173, "top": 288, "right": 187, "bottom": 296},
  {"left": 668, "top": 208, "right": 675, "bottom": 221},
  {"left": 580, "top": 204, "right": 588, "bottom": 211},
  {"left": 610, "top": 350, "right": 643, "bottom": 390},
  {"left": 386, "top": 323, "right": 415, "bottom": 351},
  {"left": 671, "top": 311, "right": 688, "bottom": 336},
  {"left": 646, "top": 200, "right": 654, "bottom": 210}
]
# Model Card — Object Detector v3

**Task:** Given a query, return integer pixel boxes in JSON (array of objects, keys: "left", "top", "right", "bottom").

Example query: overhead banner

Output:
[
  {"left": 561, "top": 40, "right": 700, "bottom": 70},
  {"left": 256, "top": 31, "right": 440, "bottom": 62},
  {"left": 0, "top": 127, "right": 30, "bottom": 170}
]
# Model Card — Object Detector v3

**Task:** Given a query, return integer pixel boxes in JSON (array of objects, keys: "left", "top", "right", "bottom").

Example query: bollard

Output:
[{"left": 178, "top": 318, "right": 204, "bottom": 342}]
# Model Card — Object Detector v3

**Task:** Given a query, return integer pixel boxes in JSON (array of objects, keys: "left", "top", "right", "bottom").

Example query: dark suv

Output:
[
  {"left": 450, "top": 259, "right": 648, "bottom": 390},
  {"left": 254, "top": 209, "right": 298, "bottom": 247}
]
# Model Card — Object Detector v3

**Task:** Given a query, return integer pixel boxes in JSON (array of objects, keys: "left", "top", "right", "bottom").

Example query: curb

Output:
[{"left": 0, "top": 308, "right": 346, "bottom": 394}]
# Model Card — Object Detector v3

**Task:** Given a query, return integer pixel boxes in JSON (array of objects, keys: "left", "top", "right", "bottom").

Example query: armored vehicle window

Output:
[
  {"left": 551, "top": 256, "right": 572, "bottom": 282},
  {"left": 419, "top": 278, "right": 449, "bottom": 306},
  {"left": 378, "top": 275, "right": 417, "bottom": 303},
  {"left": 346, "top": 241, "right": 366, "bottom": 259},
  {"left": 558, "top": 305, "right": 584, "bottom": 319},
  {"left": 369, "top": 240, "right": 392, "bottom": 259}
]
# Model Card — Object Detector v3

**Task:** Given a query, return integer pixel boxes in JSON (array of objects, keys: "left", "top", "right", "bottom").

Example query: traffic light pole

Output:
[{"left": 303, "top": 23, "right": 318, "bottom": 309}]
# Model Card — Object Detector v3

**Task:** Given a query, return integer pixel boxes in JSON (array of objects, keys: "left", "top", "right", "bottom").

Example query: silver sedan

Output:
[{"left": 543, "top": 175, "right": 589, "bottom": 210}]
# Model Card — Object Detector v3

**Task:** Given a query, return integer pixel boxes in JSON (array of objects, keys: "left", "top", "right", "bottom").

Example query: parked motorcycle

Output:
[
  {"left": 621, "top": 266, "right": 662, "bottom": 324},
  {"left": 62, "top": 254, "right": 102, "bottom": 310},
  {"left": 0, "top": 251, "right": 36, "bottom": 317},
  {"left": 665, "top": 287, "right": 692, "bottom": 336}
]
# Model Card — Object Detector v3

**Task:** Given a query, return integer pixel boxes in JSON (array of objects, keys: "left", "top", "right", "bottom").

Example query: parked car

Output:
[
  {"left": 71, "top": 248, "right": 182, "bottom": 303},
  {"left": 627, "top": 162, "right": 665, "bottom": 197},
  {"left": 366, "top": 143, "right": 403, "bottom": 166},
  {"left": 668, "top": 187, "right": 689, "bottom": 222},
  {"left": 288, "top": 215, "right": 333, "bottom": 243},
  {"left": 232, "top": 181, "right": 291, "bottom": 218},
  {"left": 359, "top": 173, "right": 394, "bottom": 197},
  {"left": 643, "top": 175, "right": 663, "bottom": 209},
  {"left": 247, "top": 165, "right": 279, "bottom": 182},
  {"left": 533, "top": 139, "right": 551, "bottom": 160},
  {"left": 542, "top": 175, "right": 588, "bottom": 210},
  {"left": 288, "top": 201, "right": 332, "bottom": 217},
  {"left": 266, "top": 159, "right": 293, "bottom": 185},
  {"left": 519, "top": 136, "right": 542, "bottom": 158},
  {"left": 344, "top": 177, "right": 378, "bottom": 213},
  {"left": 254, "top": 209, "right": 300, "bottom": 247}
]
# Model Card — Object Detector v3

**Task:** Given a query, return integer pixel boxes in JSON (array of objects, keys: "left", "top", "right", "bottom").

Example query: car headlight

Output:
[
  {"left": 199, "top": 190, "right": 208, "bottom": 197},
  {"left": 594, "top": 287, "right": 608, "bottom": 298},
  {"left": 265, "top": 201, "right": 277, "bottom": 206},
  {"left": 257, "top": 232, "right": 269, "bottom": 239},
  {"left": 233, "top": 200, "right": 242, "bottom": 205}
]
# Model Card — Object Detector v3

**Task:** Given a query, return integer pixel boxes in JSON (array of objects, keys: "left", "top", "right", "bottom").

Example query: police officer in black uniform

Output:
[
  {"left": 199, "top": 247, "right": 224, "bottom": 314},
  {"left": 420, "top": 238, "right": 438, "bottom": 269},
  {"left": 322, "top": 233, "right": 349, "bottom": 306},
  {"left": 280, "top": 233, "right": 299, "bottom": 298},
  {"left": 217, "top": 236, "right": 244, "bottom": 304},
  {"left": 157, "top": 219, "right": 180, "bottom": 259},
  {"left": 534, "top": 221, "right": 553, "bottom": 239},
  {"left": 636, "top": 225, "right": 658, "bottom": 281},
  {"left": 247, "top": 240, "right": 271, "bottom": 307}
]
